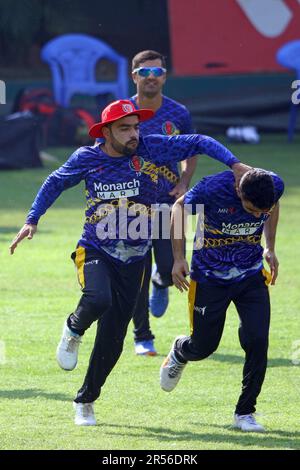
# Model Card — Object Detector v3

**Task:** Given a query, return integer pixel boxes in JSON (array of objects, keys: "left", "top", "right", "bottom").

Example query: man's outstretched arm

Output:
[
  {"left": 144, "top": 134, "right": 252, "bottom": 183},
  {"left": 9, "top": 151, "right": 86, "bottom": 254}
]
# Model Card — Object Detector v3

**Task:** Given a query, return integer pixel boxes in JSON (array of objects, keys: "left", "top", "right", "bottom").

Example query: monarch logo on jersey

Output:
[
  {"left": 162, "top": 121, "right": 179, "bottom": 136},
  {"left": 122, "top": 103, "right": 134, "bottom": 113},
  {"left": 94, "top": 179, "right": 140, "bottom": 199},
  {"left": 222, "top": 220, "right": 264, "bottom": 235},
  {"left": 129, "top": 155, "right": 145, "bottom": 172}
]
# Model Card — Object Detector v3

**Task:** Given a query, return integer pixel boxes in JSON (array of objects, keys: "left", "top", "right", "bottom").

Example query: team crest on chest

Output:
[
  {"left": 162, "top": 121, "right": 178, "bottom": 136},
  {"left": 129, "top": 155, "right": 145, "bottom": 172}
]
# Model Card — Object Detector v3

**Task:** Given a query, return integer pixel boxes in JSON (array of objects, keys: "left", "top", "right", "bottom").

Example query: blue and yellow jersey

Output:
[
  {"left": 184, "top": 170, "right": 284, "bottom": 284},
  {"left": 131, "top": 95, "right": 194, "bottom": 203},
  {"left": 26, "top": 135, "right": 239, "bottom": 265}
]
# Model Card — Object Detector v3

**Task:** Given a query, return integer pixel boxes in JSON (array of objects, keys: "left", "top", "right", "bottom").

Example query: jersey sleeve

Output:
[
  {"left": 272, "top": 174, "right": 285, "bottom": 202},
  {"left": 183, "top": 179, "right": 208, "bottom": 214},
  {"left": 143, "top": 134, "right": 240, "bottom": 168},
  {"left": 180, "top": 108, "right": 194, "bottom": 134},
  {"left": 26, "top": 150, "right": 87, "bottom": 225}
]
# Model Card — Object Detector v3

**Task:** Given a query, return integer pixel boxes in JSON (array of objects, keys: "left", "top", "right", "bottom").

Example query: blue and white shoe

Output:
[
  {"left": 160, "top": 336, "right": 187, "bottom": 392},
  {"left": 150, "top": 285, "right": 169, "bottom": 318},
  {"left": 233, "top": 413, "right": 265, "bottom": 432},
  {"left": 135, "top": 340, "right": 157, "bottom": 356}
]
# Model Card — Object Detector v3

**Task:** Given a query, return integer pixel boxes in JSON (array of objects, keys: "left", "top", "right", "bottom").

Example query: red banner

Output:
[{"left": 168, "top": 0, "right": 300, "bottom": 75}]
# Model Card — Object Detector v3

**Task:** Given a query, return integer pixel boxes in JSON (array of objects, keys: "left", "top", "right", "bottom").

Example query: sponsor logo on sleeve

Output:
[{"left": 218, "top": 207, "right": 236, "bottom": 214}]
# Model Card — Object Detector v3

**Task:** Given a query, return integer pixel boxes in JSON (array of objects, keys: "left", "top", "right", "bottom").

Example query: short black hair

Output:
[
  {"left": 132, "top": 50, "right": 166, "bottom": 70},
  {"left": 239, "top": 169, "right": 275, "bottom": 209}
]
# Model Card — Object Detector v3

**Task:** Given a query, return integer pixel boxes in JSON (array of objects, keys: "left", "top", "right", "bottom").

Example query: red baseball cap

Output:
[{"left": 89, "top": 99, "right": 154, "bottom": 138}]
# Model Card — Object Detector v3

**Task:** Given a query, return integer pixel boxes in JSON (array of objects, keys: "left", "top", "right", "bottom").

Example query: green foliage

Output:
[{"left": 0, "top": 135, "right": 299, "bottom": 450}]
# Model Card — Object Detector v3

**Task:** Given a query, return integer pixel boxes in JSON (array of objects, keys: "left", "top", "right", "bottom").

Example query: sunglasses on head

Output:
[{"left": 133, "top": 67, "right": 167, "bottom": 77}]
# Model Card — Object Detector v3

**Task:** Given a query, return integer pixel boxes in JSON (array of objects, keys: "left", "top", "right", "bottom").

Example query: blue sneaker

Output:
[
  {"left": 150, "top": 285, "right": 169, "bottom": 317},
  {"left": 135, "top": 340, "right": 157, "bottom": 356}
]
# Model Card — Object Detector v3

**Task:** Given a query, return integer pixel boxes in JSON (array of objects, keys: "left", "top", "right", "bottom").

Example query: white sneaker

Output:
[
  {"left": 134, "top": 340, "right": 157, "bottom": 356},
  {"left": 234, "top": 413, "right": 265, "bottom": 432},
  {"left": 160, "top": 336, "right": 187, "bottom": 392},
  {"left": 56, "top": 321, "right": 81, "bottom": 371},
  {"left": 73, "top": 402, "right": 96, "bottom": 426}
]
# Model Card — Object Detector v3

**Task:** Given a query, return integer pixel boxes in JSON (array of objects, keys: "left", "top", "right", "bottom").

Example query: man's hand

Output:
[
  {"left": 172, "top": 259, "right": 190, "bottom": 292},
  {"left": 264, "top": 248, "right": 279, "bottom": 285},
  {"left": 169, "top": 182, "right": 188, "bottom": 199},
  {"left": 232, "top": 162, "right": 253, "bottom": 186},
  {"left": 9, "top": 224, "right": 37, "bottom": 255}
]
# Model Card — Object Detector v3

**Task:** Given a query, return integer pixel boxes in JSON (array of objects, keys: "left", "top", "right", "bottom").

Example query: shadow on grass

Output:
[
  {"left": 0, "top": 227, "right": 52, "bottom": 235},
  {"left": 190, "top": 421, "right": 300, "bottom": 439},
  {"left": 0, "top": 388, "right": 70, "bottom": 401},
  {"left": 0, "top": 227, "right": 23, "bottom": 234},
  {"left": 98, "top": 423, "right": 300, "bottom": 449},
  {"left": 210, "top": 353, "right": 293, "bottom": 368},
  {"left": 136, "top": 354, "right": 166, "bottom": 359}
]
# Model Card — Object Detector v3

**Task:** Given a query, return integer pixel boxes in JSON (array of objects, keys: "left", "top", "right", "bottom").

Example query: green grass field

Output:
[{"left": 0, "top": 134, "right": 300, "bottom": 450}]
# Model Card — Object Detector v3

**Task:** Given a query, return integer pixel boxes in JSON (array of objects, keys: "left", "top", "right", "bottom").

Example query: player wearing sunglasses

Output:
[
  {"left": 132, "top": 66, "right": 167, "bottom": 77},
  {"left": 131, "top": 50, "right": 197, "bottom": 357}
]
